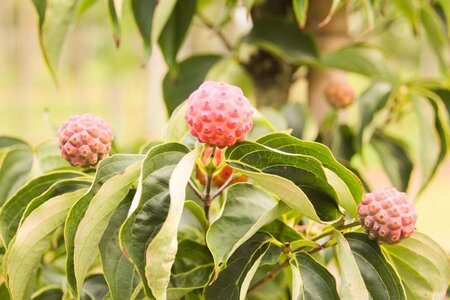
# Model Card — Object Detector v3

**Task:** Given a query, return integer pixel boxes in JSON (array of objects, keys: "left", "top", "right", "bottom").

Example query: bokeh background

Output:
[{"left": 0, "top": 1, "right": 448, "bottom": 250}]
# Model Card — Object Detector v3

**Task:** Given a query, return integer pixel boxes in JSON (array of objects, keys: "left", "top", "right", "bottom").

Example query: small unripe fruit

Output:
[
  {"left": 185, "top": 81, "right": 254, "bottom": 148},
  {"left": 196, "top": 146, "right": 247, "bottom": 187},
  {"left": 58, "top": 113, "right": 113, "bottom": 168},
  {"left": 324, "top": 79, "right": 354, "bottom": 108},
  {"left": 358, "top": 188, "right": 417, "bottom": 244}
]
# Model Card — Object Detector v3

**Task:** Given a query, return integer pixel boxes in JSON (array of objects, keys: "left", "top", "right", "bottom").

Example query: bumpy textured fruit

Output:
[
  {"left": 324, "top": 79, "right": 354, "bottom": 108},
  {"left": 196, "top": 146, "right": 247, "bottom": 187},
  {"left": 185, "top": 81, "right": 254, "bottom": 148},
  {"left": 58, "top": 113, "right": 113, "bottom": 168},
  {"left": 358, "top": 188, "right": 417, "bottom": 244}
]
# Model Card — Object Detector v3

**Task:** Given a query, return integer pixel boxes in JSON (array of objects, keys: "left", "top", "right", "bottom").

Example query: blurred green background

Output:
[{"left": 0, "top": 0, "right": 449, "bottom": 251}]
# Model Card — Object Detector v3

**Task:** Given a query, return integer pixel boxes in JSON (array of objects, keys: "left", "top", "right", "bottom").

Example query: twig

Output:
[
  {"left": 188, "top": 180, "right": 204, "bottom": 199},
  {"left": 311, "top": 221, "right": 361, "bottom": 241},
  {"left": 248, "top": 259, "right": 290, "bottom": 293},
  {"left": 197, "top": 13, "right": 233, "bottom": 52},
  {"left": 203, "top": 173, "right": 213, "bottom": 221},
  {"left": 210, "top": 174, "right": 233, "bottom": 200}
]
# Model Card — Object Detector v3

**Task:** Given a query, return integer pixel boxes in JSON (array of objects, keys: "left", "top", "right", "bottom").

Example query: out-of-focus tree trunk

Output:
[
  {"left": 244, "top": 0, "right": 295, "bottom": 108},
  {"left": 306, "top": 0, "right": 350, "bottom": 124}
]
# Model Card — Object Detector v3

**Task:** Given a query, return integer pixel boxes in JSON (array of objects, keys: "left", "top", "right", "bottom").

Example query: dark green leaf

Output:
[
  {"left": 158, "top": 0, "right": 196, "bottom": 73},
  {"left": 82, "top": 274, "right": 109, "bottom": 300},
  {"left": 163, "top": 55, "right": 222, "bottom": 115},
  {"left": 32, "top": 286, "right": 63, "bottom": 300},
  {"left": 345, "top": 232, "right": 406, "bottom": 300},
  {"left": 257, "top": 132, "right": 363, "bottom": 215},
  {"left": 242, "top": 17, "right": 319, "bottom": 64},
  {"left": 207, "top": 183, "right": 289, "bottom": 271},
  {"left": 108, "top": 0, "right": 122, "bottom": 47},
  {"left": 225, "top": 141, "right": 341, "bottom": 222},
  {"left": 355, "top": 81, "right": 393, "bottom": 152},
  {"left": 290, "top": 252, "right": 339, "bottom": 300},
  {"left": 204, "top": 233, "right": 270, "bottom": 300},
  {"left": 372, "top": 132, "right": 412, "bottom": 191},
  {"left": 383, "top": 232, "right": 450, "bottom": 299},
  {"left": 119, "top": 143, "right": 189, "bottom": 297},
  {"left": 131, "top": 0, "right": 157, "bottom": 59}
]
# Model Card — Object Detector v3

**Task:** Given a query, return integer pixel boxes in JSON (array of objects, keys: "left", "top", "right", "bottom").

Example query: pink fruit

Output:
[
  {"left": 324, "top": 79, "right": 354, "bottom": 108},
  {"left": 358, "top": 188, "right": 417, "bottom": 244},
  {"left": 58, "top": 113, "right": 113, "bottom": 168},
  {"left": 185, "top": 81, "right": 254, "bottom": 148}
]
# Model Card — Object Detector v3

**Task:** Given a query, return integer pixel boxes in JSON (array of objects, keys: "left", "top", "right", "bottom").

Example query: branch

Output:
[
  {"left": 197, "top": 13, "right": 233, "bottom": 52},
  {"left": 188, "top": 180, "right": 204, "bottom": 199},
  {"left": 248, "top": 259, "right": 290, "bottom": 293},
  {"left": 211, "top": 174, "right": 233, "bottom": 200}
]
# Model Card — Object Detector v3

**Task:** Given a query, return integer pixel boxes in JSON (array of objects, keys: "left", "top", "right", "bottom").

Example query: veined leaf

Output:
[
  {"left": 0, "top": 145, "right": 33, "bottom": 204},
  {"left": 119, "top": 143, "right": 190, "bottom": 297},
  {"left": 158, "top": 0, "right": 196, "bottom": 74},
  {"left": 257, "top": 133, "right": 363, "bottom": 216},
  {"left": 168, "top": 240, "right": 214, "bottom": 299},
  {"left": 242, "top": 17, "right": 319, "bottom": 65},
  {"left": 225, "top": 141, "right": 342, "bottom": 222},
  {"left": 0, "top": 170, "right": 86, "bottom": 246},
  {"left": 334, "top": 230, "right": 369, "bottom": 299},
  {"left": 290, "top": 252, "right": 339, "bottom": 300},
  {"left": 345, "top": 232, "right": 406, "bottom": 300},
  {"left": 72, "top": 161, "right": 141, "bottom": 298},
  {"left": 65, "top": 154, "right": 143, "bottom": 299},
  {"left": 6, "top": 189, "right": 86, "bottom": 300},
  {"left": 145, "top": 147, "right": 199, "bottom": 299},
  {"left": 207, "top": 183, "right": 289, "bottom": 272},
  {"left": 131, "top": 0, "right": 158, "bottom": 59},
  {"left": 163, "top": 55, "right": 222, "bottom": 115},
  {"left": 204, "top": 233, "right": 270, "bottom": 300},
  {"left": 372, "top": 133, "right": 412, "bottom": 192},
  {"left": 383, "top": 232, "right": 450, "bottom": 299},
  {"left": 99, "top": 192, "right": 139, "bottom": 300}
]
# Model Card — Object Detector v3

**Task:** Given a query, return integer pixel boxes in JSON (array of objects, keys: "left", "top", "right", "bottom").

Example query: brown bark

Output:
[
  {"left": 244, "top": 0, "right": 295, "bottom": 108},
  {"left": 306, "top": 0, "right": 351, "bottom": 124}
]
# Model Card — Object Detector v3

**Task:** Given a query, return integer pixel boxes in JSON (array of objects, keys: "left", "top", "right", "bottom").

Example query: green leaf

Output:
[
  {"left": 204, "top": 233, "right": 270, "bottom": 300},
  {"left": 242, "top": 17, "right": 319, "bottom": 64},
  {"left": 0, "top": 145, "right": 34, "bottom": 204},
  {"left": 292, "top": 0, "right": 308, "bottom": 28},
  {"left": 334, "top": 230, "right": 369, "bottom": 299},
  {"left": 345, "top": 232, "right": 406, "bottom": 300},
  {"left": 393, "top": 0, "right": 417, "bottom": 29},
  {"left": 99, "top": 192, "right": 139, "bottom": 300},
  {"left": 64, "top": 155, "right": 143, "bottom": 299},
  {"left": 257, "top": 133, "right": 363, "bottom": 216},
  {"left": 0, "top": 136, "right": 29, "bottom": 148},
  {"left": 6, "top": 189, "right": 86, "bottom": 300},
  {"left": 355, "top": 81, "right": 393, "bottom": 151},
  {"left": 31, "top": 0, "right": 80, "bottom": 81},
  {"left": 108, "top": 0, "right": 122, "bottom": 47},
  {"left": 163, "top": 55, "right": 222, "bottom": 115},
  {"left": 82, "top": 274, "right": 109, "bottom": 300},
  {"left": 207, "top": 183, "right": 289, "bottom": 271},
  {"left": 436, "top": 0, "right": 450, "bottom": 37},
  {"left": 163, "top": 102, "right": 189, "bottom": 142},
  {"left": 131, "top": 0, "right": 157, "bottom": 59},
  {"left": 0, "top": 170, "right": 86, "bottom": 246},
  {"left": 158, "top": 0, "right": 196, "bottom": 73},
  {"left": 322, "top": 45, "right": 396, "bottom": 78},
  {"left": 290, "top": 252, "right": 339, "bottom": 300},
  {"left": 420, "top": 6, "right": 447, "bottom": 74},
  {"left": 145, "top": 147, "right": 199, "bottom": 299},
  {"left": 169, "top": 240, "right": 214, "bottom": 299},
  {"left": 225, "top": 141, "right": 342, "bottom": 222},
  {"left": 34, "top": 140, "right": 72, "bottom": 173},
  {"left": 0, "top": 282, "right": 11, "bottom": 300},
  {"left": 152, "top": 0, "right": 177, "bottom": 42},
  {"left": 119, "top": 143, "right": 190, "bottom": 297},
  {"left": 71, "top": 160, "right": 141, "bottom": 297},
  {"left": 383, "top": 232, "right": 450, "bottom": 299},
  {"left": 411, "top": 94, "right": 448, "bottom": 193},
  {"left": 260, "top": 220, "right": 304, "bottom": 244},
  {"left": 372, "top": 133, "right": 412, "bottom": 191},
  {"left": 178, "top": 200, "right": 208, "bottom": 243}
]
